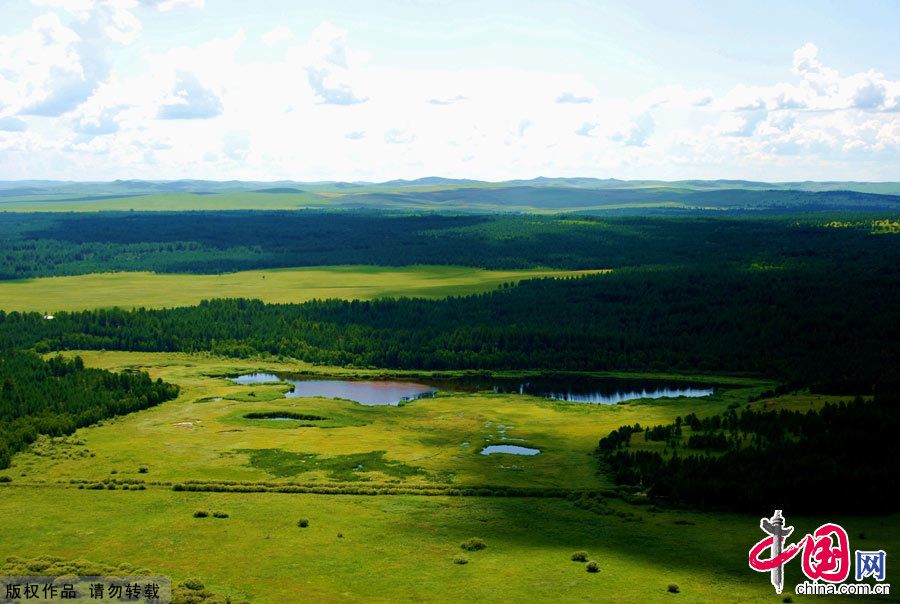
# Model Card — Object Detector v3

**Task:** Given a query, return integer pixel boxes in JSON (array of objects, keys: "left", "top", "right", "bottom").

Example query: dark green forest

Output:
[
  {"left": 1, "top": 210, "right": 898, "bottom": 512},
  {"left": 0, "top": 211, "right": 895, "bottom": 278},
  {"left": 1, "top": 256, "right": 897, "bottom": 390},
  {"left": 0, "top": 351, "right": 179, "bottom": 469},
  {"left": 596, "top": 384, "right": 900, "bottom": 513}
]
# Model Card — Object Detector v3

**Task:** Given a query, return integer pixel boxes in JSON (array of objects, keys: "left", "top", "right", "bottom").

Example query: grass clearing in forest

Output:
[{"left": 0, "top": 265, "right": 606, "bottom": 312}]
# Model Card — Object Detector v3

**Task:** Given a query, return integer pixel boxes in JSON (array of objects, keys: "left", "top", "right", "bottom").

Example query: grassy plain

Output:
[
  {"left": 2, "top": 351, "right": 893, "bottom": 602},
  {"left": 0, "top": 190, "right": 689, "bottom": 213},
  {"left": 0, "top": 192, "right": 328, "bottom": 212},
  {"left": 0, "top": 265, "right": 604, "bottom": 312}
]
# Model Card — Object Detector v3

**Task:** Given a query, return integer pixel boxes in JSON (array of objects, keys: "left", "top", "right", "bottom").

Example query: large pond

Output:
[
  {"left": 229, "top": 373, "right": 715, "bottom": 406},
  {"left": 230, "top": 373, "right": 436, "bottom": 406},
  {"left": 440, "top": 376, "right": 714, "bottom": 405}
]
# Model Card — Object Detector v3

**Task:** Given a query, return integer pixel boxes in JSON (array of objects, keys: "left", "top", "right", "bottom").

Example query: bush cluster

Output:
[{"left": 460, "top": 538, "right": 486, "bottom": 552}]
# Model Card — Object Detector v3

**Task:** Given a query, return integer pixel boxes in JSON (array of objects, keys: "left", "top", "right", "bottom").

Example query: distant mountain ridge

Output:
[{"left": 0, "top": 177, "right": 898, "bottom": 213}]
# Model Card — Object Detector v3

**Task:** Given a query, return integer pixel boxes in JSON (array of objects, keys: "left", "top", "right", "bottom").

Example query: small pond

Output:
[{"left": 480, "top": 445, "right": 541, "bottom": 456}]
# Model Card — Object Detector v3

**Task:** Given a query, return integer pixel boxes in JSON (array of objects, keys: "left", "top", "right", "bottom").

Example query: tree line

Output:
[
  {"left": 0, "top": 258, "right": 897, "bottom": 391},
  {"left": 596, "top": 383, "right": 900, "bottom": 513},
  {"left": 0, "top": 350, "right": 179, "bottom": 469},
  {"left": 1, "top": 210, "right": 896, "bottom": 279}
]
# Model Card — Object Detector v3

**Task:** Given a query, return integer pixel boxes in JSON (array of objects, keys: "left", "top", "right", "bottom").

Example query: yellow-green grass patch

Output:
[{"left": 0, "top": 265, "right": 607, "bottom": 312}]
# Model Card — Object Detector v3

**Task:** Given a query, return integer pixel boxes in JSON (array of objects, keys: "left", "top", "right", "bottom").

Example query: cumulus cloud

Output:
[
  {"left": 2, "top": 14, "right": 99, "bottom": 116},
  {"left": 138, "top": 0, "right": 204, "bottom": 10},
  {"left": 556, "top": 91, "right": 593, "bottom": 104},
  {"left": 157, "top": 71, "right": 223, "bottom": 119},
  {"left": 73, "top": 104, "right": 125, "bottom": 136},
  {"left": 385, "top": 128, "right": 415, "bottom": 144},
  {"left": 305, "top": 22, "right": 367, "bottom": 105},
  {"left": 718, "top": 109, "right": 767, "bottom": 137},
  {"left": 428, "top": 95, "right": 467, "bottom": 105},
  {"left": 611, "top": 112, "right": 654, "bottom": 146},
  {"left": 1, "top": 12, "right": 898, "bottom": 183},
  {"left": 262, "top": 25, "right": 291, "bottom": 46},
  {"left": 790, "top": 42, "right": 900, "bottom": 112},
  {"left": 0, "top": 3, "right": 148, "bottom": 119},
  {"left": 575, "top": 122, "right": 596, "bottom": 137}
]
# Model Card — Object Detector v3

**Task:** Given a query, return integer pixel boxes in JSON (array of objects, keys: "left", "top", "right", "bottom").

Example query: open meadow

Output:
[
  {"left": 3, "top": 1, "right": 900, "bottom": 600},
  {"left": 0, "top": 266, "right": 601, "bottom": 312},
  {"left": 2, "top": 351, "right": 895, "bottom": 603}
]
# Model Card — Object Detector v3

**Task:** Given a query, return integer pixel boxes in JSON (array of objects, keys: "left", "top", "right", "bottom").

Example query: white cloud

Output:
[
  {"left": 138, "top": 0, "right": 204, "bottom": 10},
  {"left": 574, "top": 122, "right": 596, "bottom": 137},
  {"left": 718, "top": 109, "right": 767, "bottom": 137},
  {"left": 611, "top": 112, "right": 654, "bottom": 146},
  {"left": 556, "top": 91, "right": 593, "bottom": 104},
  {"left": 1, "top": 4, "right": 144, "bottom": 119},
  {"left": 74, "top": 104, "right": 125, "bottom": 136},
  {"left": 304, "top": 22, "right": 367, "bottom": 105},
  {"left": 262, "top": 25, "right": 291, "bottom": 46},
  {"left": 385, "top": 128, "right": 415, "bottom": 144},
  {"left": 157, "top": 71, "right": 223, "bottom": 119},
  {"left": 1, "top": 15, "right": 898, "bottom": 182},
  {"left": 428, "top": 95, "right": 467, "bottom": 106}
]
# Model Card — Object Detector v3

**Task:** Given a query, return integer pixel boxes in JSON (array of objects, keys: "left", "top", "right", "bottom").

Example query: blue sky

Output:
[{"left": 1, "top": 0, "right": 898, "bottom": 181}]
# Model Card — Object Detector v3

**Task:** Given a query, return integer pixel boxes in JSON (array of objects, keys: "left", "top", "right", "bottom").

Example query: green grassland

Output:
[
  {"left": 0, "top": 190, "right": 693, "bottom": 213},
  {"left": 0, "top": 265, "right": 604, "bottom": 312},
  {"left": 0, "top": 191, "right": 331, "bottom": 212},
  {"left": 2, "top": 351, "right": 894, "bottom": 603}
]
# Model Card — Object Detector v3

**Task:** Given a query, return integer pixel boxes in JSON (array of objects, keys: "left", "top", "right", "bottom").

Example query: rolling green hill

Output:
[{"left": 2, "top": 178, "right": 899, "bottom": 213}]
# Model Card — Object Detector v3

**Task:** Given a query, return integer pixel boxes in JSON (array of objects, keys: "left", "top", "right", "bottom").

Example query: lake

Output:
[{"left": 228, "top": 373, "right": 714, "bottom": 406}]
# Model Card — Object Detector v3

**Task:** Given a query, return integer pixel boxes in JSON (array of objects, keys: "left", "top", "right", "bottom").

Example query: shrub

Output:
[
  {"left": 212, "top": 512, "right": 229, "bottom": 518},
  {"left": 453, "top": 556, "right": 469, "bottom": 565},
  {"left": 0, "top": 476, "right": 11, "bottom": 483},
  {"left": 297, "top": 519, "right": 309, "bottom": 528},
  {"left": 783, "top": 597, "right": 793, "bottom": 603},
  {"left": 138, "top": 466, "right": 149, "bottom": 474},
  {"left": 460, "top": 538, "right": 486, "bottom": 552},
  {"left": 110, "top": 469, "right": 117, "bottom": 474},
  {"left": 173, "top": 484, "right": 185, "bottom": 491},
  {"left": 180, "top": 578, "right": 204, "bottom": 591},
  {"left": 193, "top": 511, "right": 209, "bottom": 518},
  {"left": 586, "top": 561, "right": 600, "bottom": 573},
  {"left": 571, "top": 551, "right": 588, "bottom": 562},
  {"left": 337, "top": 533, "right": 343, "bottom": 539},
  {"left": 667, "top": 583, "right": 680, "bottom": 593}
]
